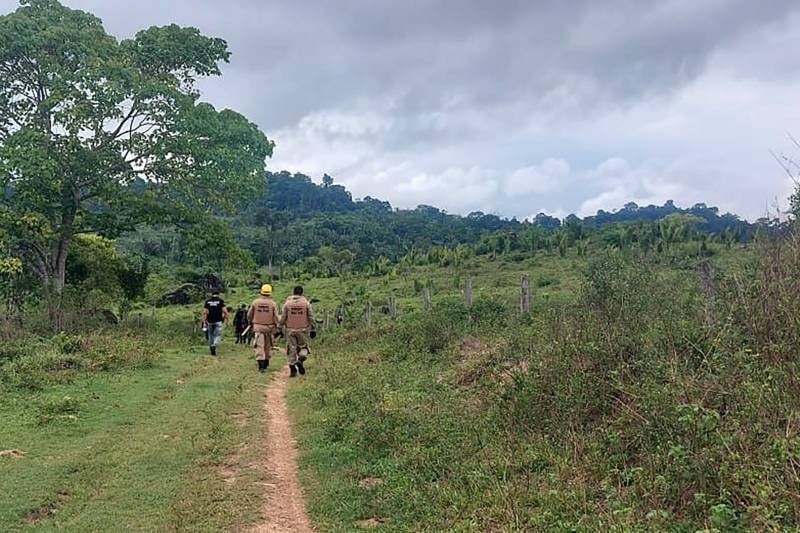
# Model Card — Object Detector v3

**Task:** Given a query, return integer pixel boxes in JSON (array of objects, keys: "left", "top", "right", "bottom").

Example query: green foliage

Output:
[
  {"left": 391, "top": 297, "right": 469, "bottom": 355},
  {"left": 182, "top": 219, "right": 255, "bottom": 273},
  {"left": 535, "top": 274, "right": 557, "bottom": 287},
  {"left": 0, "top": 0, "right": 272, "bottom": 321},
  {"left": 143, "top": 272, "right": 180, "bottom": 305},
  {"left": 470, "top": 298, "right": 509, "bottom": 328},
  {"left": 0, "top": 332, "right": 155, "bottom": 390},
  {"left": 66, "top": 235, "right": 124, "bottom": 296},
  {"left": 0, "top": 257, "right": 22, "bottom": 274},
  {"left": 286, "top": 236, "right": 800, "bottom": 530},
  {"left": 318, "top": 246, "right": 355, "bottom": 277},
  {"left": 117, "top": 257, "right": 149, "bottom": 301}
]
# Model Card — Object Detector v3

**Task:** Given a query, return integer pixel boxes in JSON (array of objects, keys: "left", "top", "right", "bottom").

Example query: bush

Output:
[
  {"left": 390, "top": 297, "right": 468, "bottom": 356},
  {"left": 51, "top": 332, "right": 85, "bottom": 354},
  {"left": 488, "top": 242, "right": 800, "bottom": 529},
  {"left": 535, "top": 275, "right": 558, "bottom": 288},
  {"left": 0, "top": 332, "right": 156, "bottom": 390},
  {"left": 470, "top": 298, "right": 509, "bottom": 328},
  {"left": 144, "top": 272, "right": 180, "bottom": 305}
]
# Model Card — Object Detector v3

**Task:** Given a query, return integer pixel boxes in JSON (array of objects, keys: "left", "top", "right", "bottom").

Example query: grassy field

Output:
[
  {"left": 274, "top": 252, "right": 585, "bottom": 329},
  {"left": 5, "top": 243, "right": 786, "bottom": 532},
  {"left": 281, "top": 253, "right": 600, "bottom": 531},
  {"left": 0, "top": 250, "right": 585, "bottom": 532},
  {"left": 0, "top": 324, "right": 273, "bottom": 532},
  {"left": 284, "top": 244, "right": 800, "bottom": 531}
]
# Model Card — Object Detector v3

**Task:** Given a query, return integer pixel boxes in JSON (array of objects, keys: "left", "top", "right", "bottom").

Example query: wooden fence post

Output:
[
  {"left": 423, "top": 288, "right": 431, "bottom": 311},
  {"left": 365, "top": 301, "right": 372, "bottom": 326},
  {"left": 137, "top": 312, "right": 143, "bottom": 329},
  {"left": 389, "top": 294, "right": 398, "bottom": 320},
  {"left": 323, "top": 309, "right": 329, "bottom": 331},
  {"left": 521, "top": 274, "right": 531, "bottom": 314},
  {"left": 465, "top": 276, "right": 473, "bottom": 308}
]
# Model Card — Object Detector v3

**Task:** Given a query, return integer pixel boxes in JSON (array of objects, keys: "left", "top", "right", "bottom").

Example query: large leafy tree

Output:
[{"left": 0, "top": 0, "right": 274, "bottom": 325}]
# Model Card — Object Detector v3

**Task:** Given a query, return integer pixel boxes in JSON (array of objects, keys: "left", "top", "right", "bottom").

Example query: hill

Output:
[{"left": 116, "top": 170, "right": 758, "bottom": 278}]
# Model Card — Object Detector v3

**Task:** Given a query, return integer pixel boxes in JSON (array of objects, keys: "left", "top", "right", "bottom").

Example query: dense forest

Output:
[
  {"left": 117, "top": 170, "right": 759, "bottom": 276},
  {"left": 3, "top": 163, "right": 765, "bottom": 317}
]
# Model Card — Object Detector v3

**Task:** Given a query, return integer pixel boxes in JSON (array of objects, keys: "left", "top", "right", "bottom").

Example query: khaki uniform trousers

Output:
[
  {"left": 253, "top": 324, "right": 276, "bottom": 361},
  {"left": 286, "top": 329, "right": 310, "bottom": 365}
]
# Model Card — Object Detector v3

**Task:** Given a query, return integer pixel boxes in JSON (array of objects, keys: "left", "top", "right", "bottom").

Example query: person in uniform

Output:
[
  {"left": 247, "top": 284, "right": 279, "bottom": 373},
  {"left": 202, "top": 290, "right": 228, "bottom": 356},
  {"left": 279, "top": 285, "right": 316, "bottom": 377}
]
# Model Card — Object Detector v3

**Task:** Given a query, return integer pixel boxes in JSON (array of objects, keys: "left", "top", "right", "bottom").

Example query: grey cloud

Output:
[
  {"left": 33, "top": 0, "right": 794, "bottom": 127},
  {"left": 2, "top": 0, "right": 798, "bottom": 219}
]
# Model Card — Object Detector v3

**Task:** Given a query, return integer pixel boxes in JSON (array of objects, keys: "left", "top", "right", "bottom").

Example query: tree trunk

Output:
[{"left": 41, "top": 235, "right": 70, "bottom": 331}]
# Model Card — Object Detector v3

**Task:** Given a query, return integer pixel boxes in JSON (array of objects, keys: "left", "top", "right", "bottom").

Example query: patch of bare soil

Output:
[
  {"left": 0, "top": 449, "right": 26, "bottom": 459},
  {"left": 355, "top": 517, "right": 388, "bottom": 528},
  {"left": 455, "top": 336, "right": 493, "bottom": 386},
  {"left": 24, "top": 492, "right": 69, "bottom": 524},
  {"left": 231, "top": 412, "right": 250, "bottom": 428},
  {"left": 358, "top": 477, "right": 384, "bottom": 490}
]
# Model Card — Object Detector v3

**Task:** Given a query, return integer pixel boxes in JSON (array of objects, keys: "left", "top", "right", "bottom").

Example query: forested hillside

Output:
[{"left": 117, "top": 170, "right": 759, "bottom": 279}]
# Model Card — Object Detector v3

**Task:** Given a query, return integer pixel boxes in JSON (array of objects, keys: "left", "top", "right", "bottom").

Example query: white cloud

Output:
[
  {"left": 504, "top": 159, "right": 570, "bottom": 196},
  {"left": 44, "top": 0, "right": 796, "bottom": 222}
]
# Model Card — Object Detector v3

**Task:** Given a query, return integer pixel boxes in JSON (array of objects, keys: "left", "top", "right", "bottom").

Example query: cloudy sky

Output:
[{"left": 3, "top": 0, "right": 800, "bottom": 220}]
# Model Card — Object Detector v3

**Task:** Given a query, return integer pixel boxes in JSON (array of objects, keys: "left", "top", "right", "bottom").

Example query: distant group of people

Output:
[{"left": 201, "top": 284, "right": 317, "bottom": 377}]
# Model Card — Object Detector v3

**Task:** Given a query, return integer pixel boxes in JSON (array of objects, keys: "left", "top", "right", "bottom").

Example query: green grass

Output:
[
  {"left": 288, "top": 327, "right": 549, "bottom": 532},
  {"left": 0, "top": 329, "right": 272, "bottom": 532},
  {"left": 284, "top": 244, "right": 800, "bottom": 531},
  {"left": 0, "top": 244, "right": 759, "bottom": 532},
  {"left": 260, "top": 252, "right": 585, "bottom": 331}
]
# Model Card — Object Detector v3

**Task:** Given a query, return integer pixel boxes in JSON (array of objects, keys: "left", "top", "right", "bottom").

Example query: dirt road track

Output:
[{"left": 248, "top": 372, "right": 313, "bottom": 533}]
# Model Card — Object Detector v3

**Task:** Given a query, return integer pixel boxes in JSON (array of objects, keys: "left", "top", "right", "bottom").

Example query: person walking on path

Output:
[
  {"left": 279, "top": 285, "right": 316, "bottom": 378},
  {"left": 247, "top": 284, "right": 280, "bottom": 373},
  {"left": 233, "top": 304, "right": 248, "bottom": 344},
  {"left": 203, "top": 290, "right": 228, "bottom": 356}
]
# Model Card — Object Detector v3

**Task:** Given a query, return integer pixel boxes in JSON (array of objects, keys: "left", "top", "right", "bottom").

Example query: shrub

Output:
[
  {"left": 390, "top": 297, "right": 468, "bottom": 357},
  {"left": 144, "top": 272, "right": 180, "bottom": 305},
  {"left": 0, "top": 332, "right": 155, "bottom": 390},
  {"left": 470, "top": 298, "right": 509, "bottom": 328},
  {"left": 535, "top": 275, "right": 558, "bottom": 288}
]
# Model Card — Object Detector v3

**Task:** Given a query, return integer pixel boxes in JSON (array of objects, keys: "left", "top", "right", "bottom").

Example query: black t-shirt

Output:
[
  {"left": 204, "top": 296, "right": 225, "bottom": 323},
  {"left": 234, "top": 309, "right": 248, "bottom": 328}
]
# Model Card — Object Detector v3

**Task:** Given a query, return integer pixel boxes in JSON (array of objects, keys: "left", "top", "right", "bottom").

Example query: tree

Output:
[
  {"left": 65, "top": 234, "right": 124, "bottom": 296},
  {"left": 0, "top": 0, "right": 274, "bottom": 326},
  {"left": 183, "top": 219, "right": 256, "bottom": 273},
  {"left": 318, "top": 246, "right": 355, "bottom": 278}
]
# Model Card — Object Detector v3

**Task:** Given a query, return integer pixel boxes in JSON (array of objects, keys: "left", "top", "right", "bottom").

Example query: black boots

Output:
[
  {"left": 257, "top": 359, "right": 268, "bottom": 373},
  {"left": 210, "top": 346, "right": 216, "bottom": 356},
  {"left": 288, "top": 362, "right": 305, "bottom": 377}
]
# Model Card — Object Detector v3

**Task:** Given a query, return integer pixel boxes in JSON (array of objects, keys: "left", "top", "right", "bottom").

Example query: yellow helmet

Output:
[{"left": 260, "top": 284, "right": 273, "bottom": 296}]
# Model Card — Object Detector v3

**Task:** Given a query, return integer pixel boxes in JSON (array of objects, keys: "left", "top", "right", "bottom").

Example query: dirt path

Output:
[{"left": 249, "top": 373, "right": 314, "bottom": 533}]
